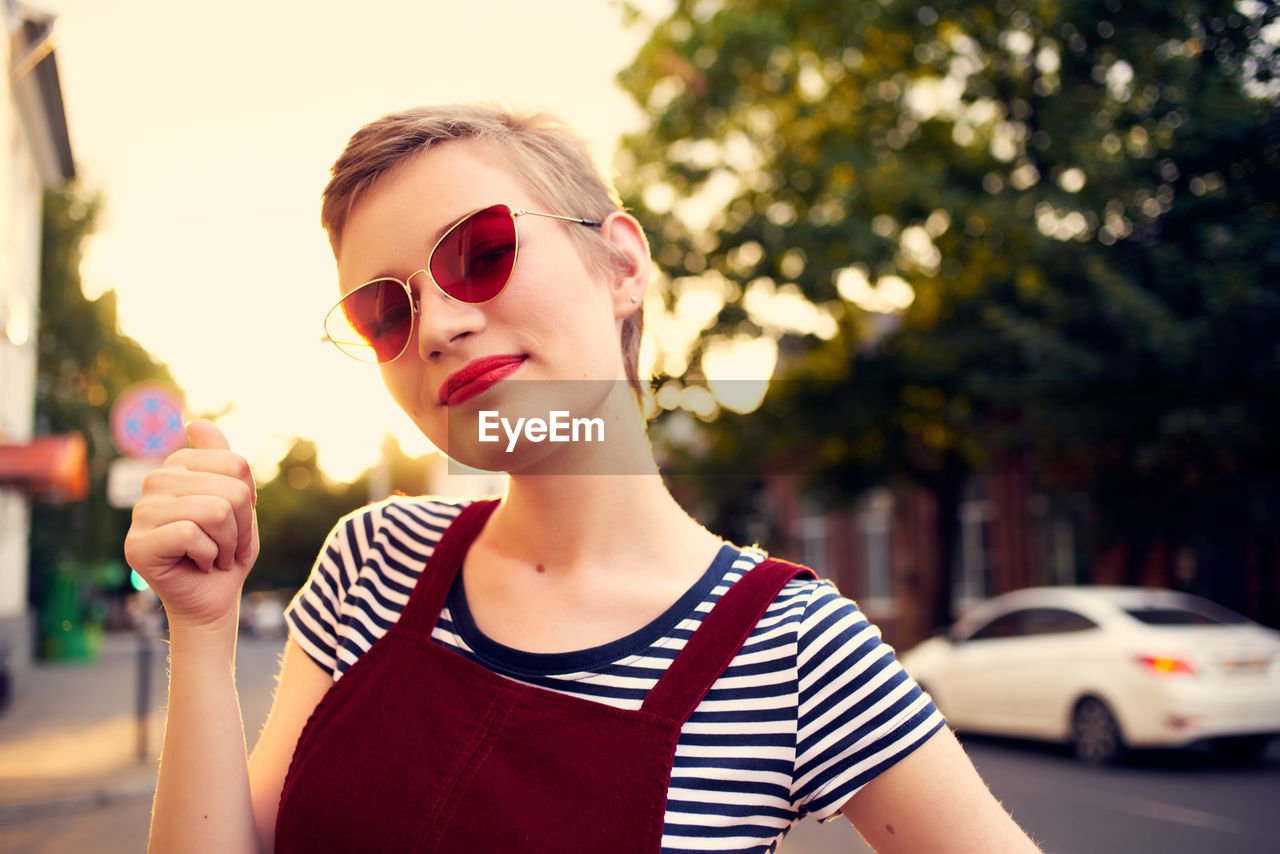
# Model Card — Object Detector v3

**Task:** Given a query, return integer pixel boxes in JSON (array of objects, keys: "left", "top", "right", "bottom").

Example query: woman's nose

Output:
[{"left": 410, "top": 277, "right": 486, "bottom": 358}]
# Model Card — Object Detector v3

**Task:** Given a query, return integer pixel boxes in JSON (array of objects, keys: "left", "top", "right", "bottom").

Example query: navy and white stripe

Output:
[{"left": 284, "top": 496, "right": 945, "bottom": 853}]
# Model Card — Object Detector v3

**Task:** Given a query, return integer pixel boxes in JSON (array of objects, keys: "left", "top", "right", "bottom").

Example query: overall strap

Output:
[
  {"left": 641, "top": 557, "right": 816, "bottom": 724},
  {"left": 398, "top": 498, "right": 500, "bottom": 634}
]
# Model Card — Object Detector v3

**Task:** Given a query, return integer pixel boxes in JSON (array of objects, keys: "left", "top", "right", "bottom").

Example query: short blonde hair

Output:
[{"left": 321, "top": 103, "right": 644, "bottom": 400}]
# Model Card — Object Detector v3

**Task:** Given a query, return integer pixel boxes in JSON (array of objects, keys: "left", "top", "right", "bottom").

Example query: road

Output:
[
  {"left": 1, "top": 636, "right": 1276, "bottom": 853},
  {"left": 780, "top": 735, "right": 1280, "bottom": 853}
]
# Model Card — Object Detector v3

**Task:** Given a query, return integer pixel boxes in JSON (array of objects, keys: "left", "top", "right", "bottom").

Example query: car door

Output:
[
  {"left": 943, "top": 607, "right": 1100, "bottom": 738},
  {"left": 940, "top": 610, "right": 1027, "bottom": 732},
  {"left": 1003, "top": 608, "right": 1102, "bottom": 736}
]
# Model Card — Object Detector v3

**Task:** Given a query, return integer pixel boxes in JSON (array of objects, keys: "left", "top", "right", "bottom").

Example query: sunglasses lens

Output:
[
  {"left": 326, "top": 279, "right": 413, "bottom": 363},
  {"left": 430, "top": 205, "right": 517, "bottom": 302}
]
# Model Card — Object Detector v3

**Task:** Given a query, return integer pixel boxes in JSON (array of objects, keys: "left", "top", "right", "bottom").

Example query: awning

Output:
[{"left": 0, "top": 433, "right": 88, "bottom": 501}]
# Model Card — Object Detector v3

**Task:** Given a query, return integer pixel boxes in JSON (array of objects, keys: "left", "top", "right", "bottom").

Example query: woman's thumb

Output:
[{"left": 185, "top": 419, "right": 231, "bottom": 451}]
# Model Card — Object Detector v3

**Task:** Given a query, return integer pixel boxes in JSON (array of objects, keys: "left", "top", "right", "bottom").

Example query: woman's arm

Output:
[
  {"left": 148, "top": 621, "right": 260, "bottom": 853},
  {"left": 148, "top": 631, "right": 331, "bottom": 854},
  {"left": 125, "top": 420, "right": 264, "bottom": 853},
  {"left": 247, "top": 637, "right": 333, "bottom": 852},
  {"left": 839, "top": 726, "right": 1042, "bottom": 853}
]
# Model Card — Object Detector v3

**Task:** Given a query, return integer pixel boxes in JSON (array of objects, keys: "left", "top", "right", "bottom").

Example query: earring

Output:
[{"left": 629, "top": 295, "right": 639, "bottom": 304}]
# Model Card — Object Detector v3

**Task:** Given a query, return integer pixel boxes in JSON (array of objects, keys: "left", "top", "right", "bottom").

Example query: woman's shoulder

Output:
[
  {"left": 716, "top": 548, "right": 876, "bottom": 657},
  {"left": 309, "top": 495, "right": 490, "bottom": 594},
  {"left": 734, "top": 553, "right": 891, "bottom": 676},
  {"left": 327, "top": 494, "right": 483, "bottom": 556},
  {"left": 285, "top": 495, "right": 492, "bottom": 676},
  {"left": 737, "top": 548, "right": 868, "bottom": 622},
  {"left": 338, "top": 493, "right": 478, "bottom": 530}
]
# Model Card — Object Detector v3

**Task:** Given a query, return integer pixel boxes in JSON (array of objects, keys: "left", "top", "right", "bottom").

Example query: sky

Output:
[{"left": 42, "top": 0, "right": 670, "bottom": 482}]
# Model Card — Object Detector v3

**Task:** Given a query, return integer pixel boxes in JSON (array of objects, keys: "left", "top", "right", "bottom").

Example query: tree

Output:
[
  {"left": 618, "top": 0, "right": 1280, "bottom": 625},
  {"left": 250, "top": 433, "right": 439, "bottom": 594},
  {"left": 250, "top": 438, "right": 368, "bottom": 593},
  {"left": 29, "top": 186, "right": 176, "bottom": 607},
  {"left": 28, "top": 186, "right": 443, "bottom": 622}
]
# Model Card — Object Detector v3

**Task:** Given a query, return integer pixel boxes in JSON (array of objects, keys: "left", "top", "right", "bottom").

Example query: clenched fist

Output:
[{"left": 124, "top": 419, "right": 260, "bottom": 634}]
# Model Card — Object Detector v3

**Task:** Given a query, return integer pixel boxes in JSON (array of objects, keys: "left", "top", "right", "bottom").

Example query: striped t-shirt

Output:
[{"left": 284, "top": 496, "right": 945, "bottom": 853}]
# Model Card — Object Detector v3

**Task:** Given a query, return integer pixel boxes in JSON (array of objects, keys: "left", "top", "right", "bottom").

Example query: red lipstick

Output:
[{"left": 439, "top": 355, "right": 526, "bottom": 406}]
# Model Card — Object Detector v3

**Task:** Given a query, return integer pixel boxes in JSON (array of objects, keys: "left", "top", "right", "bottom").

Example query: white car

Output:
[{"left": 899, "top": 586, "right": 1280, "bottom": 764}]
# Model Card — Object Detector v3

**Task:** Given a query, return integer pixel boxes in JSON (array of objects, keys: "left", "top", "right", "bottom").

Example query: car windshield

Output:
[{"left": 1123, "top": 604, "right": 1249, "bottom": 626}]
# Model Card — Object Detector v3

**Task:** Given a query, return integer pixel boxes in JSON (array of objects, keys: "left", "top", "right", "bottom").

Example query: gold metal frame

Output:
[{"left": 322, "top": 204, "right": 601, "bottom": 363}]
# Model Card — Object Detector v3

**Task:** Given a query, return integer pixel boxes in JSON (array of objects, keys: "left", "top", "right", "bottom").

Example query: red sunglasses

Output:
[{"left": 323, "top": 203, "right": 601, "bottom": 363}]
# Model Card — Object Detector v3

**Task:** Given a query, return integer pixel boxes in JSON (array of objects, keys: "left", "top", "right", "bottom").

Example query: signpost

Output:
[{"left": 108, "top": 381, "right": 187, "bottom": 764}]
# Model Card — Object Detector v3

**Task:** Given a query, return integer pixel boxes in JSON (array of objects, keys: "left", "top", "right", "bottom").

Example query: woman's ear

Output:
[{"left": 599, "top": 211, "right": 651, "bottom": 320}]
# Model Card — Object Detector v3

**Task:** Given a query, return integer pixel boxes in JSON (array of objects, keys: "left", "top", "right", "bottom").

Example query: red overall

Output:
[{"left": 275, "top": 499, "right": 813, "bottom": 853}]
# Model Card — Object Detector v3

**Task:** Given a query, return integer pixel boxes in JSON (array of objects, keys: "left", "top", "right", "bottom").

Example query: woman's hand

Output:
[{"left": 124, "top": 419, "right": 259, "bottom": 635}]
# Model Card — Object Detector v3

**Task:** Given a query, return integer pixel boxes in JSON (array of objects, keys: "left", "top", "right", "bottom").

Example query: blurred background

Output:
[{"left": 0, "top": 0, "right": 1277, "bottom": 851}]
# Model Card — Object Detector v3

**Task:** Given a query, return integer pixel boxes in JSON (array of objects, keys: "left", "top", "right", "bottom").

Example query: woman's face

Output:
[{"left": 336, "top": 141, "right": 636, "bottom": 470}]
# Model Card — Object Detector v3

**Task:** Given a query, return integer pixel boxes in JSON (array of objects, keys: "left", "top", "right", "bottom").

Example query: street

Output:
[
  {"left": 780, "top": 735, "right": 1280, "bottom": 853},
  {"left": 1, "top": 635, "right": 1277, "bottom": 853}
]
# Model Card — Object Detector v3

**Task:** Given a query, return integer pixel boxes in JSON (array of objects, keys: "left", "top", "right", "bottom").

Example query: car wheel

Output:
[
  {"left": 1212, "top": 735, "right": 1271, "bottom": 765},
  {"left": 1072, "top": 697, "right": 1125, "bottom": 765}
]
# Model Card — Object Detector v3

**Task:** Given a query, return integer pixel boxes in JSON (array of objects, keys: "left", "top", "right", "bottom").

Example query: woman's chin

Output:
[
  {"left": 443, "top": 439, "right": 578, "bottom": 476},
  {"left": 444, "top": 442, "right": 522, "bottom": 475},
  {"left": 430, "top": 379, "right": 650, "bottom": 476}
]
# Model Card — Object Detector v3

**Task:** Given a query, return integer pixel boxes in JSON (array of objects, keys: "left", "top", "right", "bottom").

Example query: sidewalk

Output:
[
  {"left": 0, "top": 631, "right": 163, "bottom": 822},
  {"left": 0, "top": 631, "right": 282, "bottom": 824}
]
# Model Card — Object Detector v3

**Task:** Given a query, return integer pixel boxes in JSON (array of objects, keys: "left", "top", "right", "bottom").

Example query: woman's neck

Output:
[
  {"left": 457, "top": 389, "right": 725, "bottom": 647},
  {"left": 461, "top": 471, "right": 723, "bottom": 653},
  {"left": 486, "top": 468, "right": 705, "bottom": 570},
  {"left": 465, "top": 382, "right": 723, "bottom": 582}
]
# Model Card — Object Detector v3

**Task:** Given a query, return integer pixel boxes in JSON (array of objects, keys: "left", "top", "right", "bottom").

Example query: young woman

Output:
[{"left": 124, "top": 103, "right": 1041, "bottom": 853}]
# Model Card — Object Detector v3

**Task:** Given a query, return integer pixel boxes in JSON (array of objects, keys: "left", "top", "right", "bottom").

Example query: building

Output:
[
  {"left": 765, "top": 466, "right": 1084, "bottom": 649},
  {"left": 0, "top": 0, "right": 77, "bottom": 685},
  {"left": 762, "top": 461, "right": 1278, "bottom": 651}
]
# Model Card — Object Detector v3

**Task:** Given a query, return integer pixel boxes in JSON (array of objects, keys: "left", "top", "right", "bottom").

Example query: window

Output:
[
  {"left": 966, "top": 611, "right": 1025, "bottom": 641},
  {"left": 857, "top": 490, "right": 893, "bottom": 601},
  {"left": 956, "top": 497, "right": 992, "bottom": 602},
  {"left": 964, "top": 606, "right": 1098, "bottom": 642},
  {"left": 1125, "top": 605, "right": 1247, "bottom": 626},
  {"left": 798, "top": 513, "right": 828, "bottom": 578},
  {"left": 1030, "top": 494, "right": 1080, "bottom": 585},
  {"left": 1020, "top": 607, "right": 1097, "bottom": 636}
]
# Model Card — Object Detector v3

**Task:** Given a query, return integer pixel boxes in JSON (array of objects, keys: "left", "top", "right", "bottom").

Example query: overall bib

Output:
[{"left": 276, "top": 499, "right": 813, "bottom": 853}]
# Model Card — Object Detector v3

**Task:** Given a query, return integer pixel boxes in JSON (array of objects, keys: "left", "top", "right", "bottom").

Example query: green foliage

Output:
[
  {"left": 620, "top": 0, "right": 1280, "bottom": 617},
  {"left": 249, "top": 434, "right": 432, "bottom": 594},
  {"left": 34, "top": 188, "right": 175, "bottom": 440},
  {"left": 29, "top": 185, "right": 175, "bottom": 595},
  {"left": 250, "top": 439, "right": 367, "bottom": 593}
]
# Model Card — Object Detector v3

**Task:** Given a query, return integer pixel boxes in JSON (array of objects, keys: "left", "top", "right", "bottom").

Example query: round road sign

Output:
[{"left": 110, "top": 382, "right": 187, "bottom": 459}]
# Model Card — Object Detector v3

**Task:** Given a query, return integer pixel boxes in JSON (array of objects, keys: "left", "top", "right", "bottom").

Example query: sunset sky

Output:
[{"left": 43, "top": 0, "right": 669, "bottom": 481}]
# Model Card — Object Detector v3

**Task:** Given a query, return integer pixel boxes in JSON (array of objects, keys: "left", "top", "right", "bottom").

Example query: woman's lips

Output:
[{"left": 438, "top": 355, "right": 527, "bottom": 406}]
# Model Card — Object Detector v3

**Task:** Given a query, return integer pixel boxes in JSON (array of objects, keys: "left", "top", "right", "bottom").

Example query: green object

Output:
[{"left": 39, "top": 567, "right": 101, "bottom": 661}]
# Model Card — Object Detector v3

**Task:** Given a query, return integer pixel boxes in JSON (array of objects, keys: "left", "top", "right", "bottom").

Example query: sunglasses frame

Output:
[{"left": 323, "top": 203, "right": 602, "bottom": 364}]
